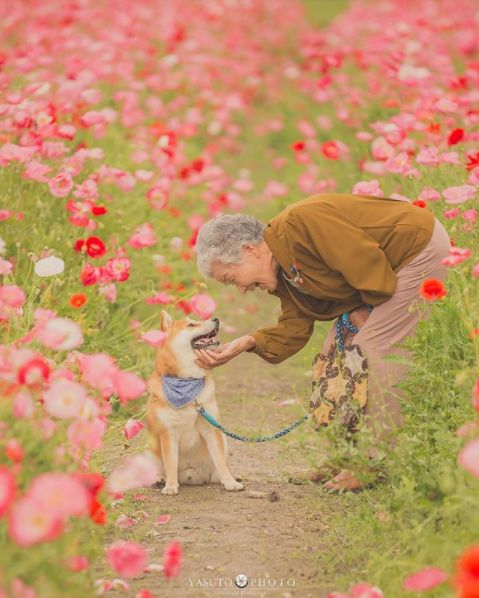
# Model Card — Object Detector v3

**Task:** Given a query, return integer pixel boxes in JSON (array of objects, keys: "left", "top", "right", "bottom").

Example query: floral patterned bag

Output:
[{"left": 309, "top": 339, "right": 369, "bottom": 433}]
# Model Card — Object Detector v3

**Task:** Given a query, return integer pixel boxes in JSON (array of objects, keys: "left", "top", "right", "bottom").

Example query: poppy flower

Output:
[
  {"left": 321, "top": 141, "right": 340, "bottom": 160},
  {"left": 419, "top": 278, "right": 447, "bottom": 301},
  {"left": 412, "top": 200, "right": 427, "bottom": 208},
  {"left": 163, "top": 541, "right": 182, "bottom": 579},
  {"left": 291, "top": 141, "right": 305, "bottom": 152},
  {"left": 448, "top": 128, "right": 464, "bottom": 145},
  {"left": 91, "top": 205, "right": 107, "bottom": 216},
  {"left": 69, "top": 293, "right": 87, "bottom": 308},
  {"left": 465, "top": 151, "right": 479, "bottom": 171},
  {"left": 85, "top": 236, "right": 106, "bottom": 258},
  {"left": 453, "top": 544, "right": 479, "bottom": 598}
]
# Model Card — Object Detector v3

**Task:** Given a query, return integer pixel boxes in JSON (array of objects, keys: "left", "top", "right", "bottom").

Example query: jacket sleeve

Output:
[
  {"left": 287, "top": 202, "right": 397, "bottom": 305},
  {"left": 245, "top": 293, "right": 315, "bottom": 364}
]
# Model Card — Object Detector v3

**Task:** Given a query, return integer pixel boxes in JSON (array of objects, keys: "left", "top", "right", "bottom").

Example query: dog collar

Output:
[{"left": 160, "top": 374, "right": 205, "bottom": 409}]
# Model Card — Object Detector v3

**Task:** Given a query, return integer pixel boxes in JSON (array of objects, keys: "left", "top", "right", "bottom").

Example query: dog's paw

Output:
[
  {"left": 161, "top": 484, "right": 179, "bottom": 495},
  {"left": 222, "top": 478, "right": 244, "bottom": 491}
]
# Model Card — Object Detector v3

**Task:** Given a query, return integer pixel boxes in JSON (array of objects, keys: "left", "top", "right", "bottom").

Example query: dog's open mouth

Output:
[{"left": 191, "top": 324, "right": 220, "bottom": 350}]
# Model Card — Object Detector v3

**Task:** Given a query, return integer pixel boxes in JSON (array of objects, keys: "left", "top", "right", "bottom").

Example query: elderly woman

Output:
[{"left": 193, "top": 193, "right": 451, "bottom": 491}]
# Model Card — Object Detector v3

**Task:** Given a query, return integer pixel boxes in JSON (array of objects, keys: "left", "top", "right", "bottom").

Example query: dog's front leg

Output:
[
  {"left": 159, "top": 430, "right": 180, "bottom": 495},
  {"left": 199, "top": 425, "right": 244, "bottom": 491}
]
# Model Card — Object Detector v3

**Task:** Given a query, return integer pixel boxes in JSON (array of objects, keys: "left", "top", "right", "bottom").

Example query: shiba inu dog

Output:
[{"left": 146, "top": 310, "right": 244, "bottom": 495}]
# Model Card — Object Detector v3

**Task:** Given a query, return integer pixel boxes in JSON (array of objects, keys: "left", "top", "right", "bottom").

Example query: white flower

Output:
[{"left": 34, "top": 255, "right": 65, "bottom": 277}]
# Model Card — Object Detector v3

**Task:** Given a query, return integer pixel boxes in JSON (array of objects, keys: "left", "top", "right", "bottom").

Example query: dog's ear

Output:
[{"left": 160, "top": 310, "right": 173, "bottom": 332}]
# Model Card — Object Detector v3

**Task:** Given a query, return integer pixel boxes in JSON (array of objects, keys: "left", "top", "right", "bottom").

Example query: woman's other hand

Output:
[
  {"left": 349, "top": 305, "right": 372, "bottom": 329},
  {"left": 193, "top": 335, "right": 255, "bottom": 370},
  {"left": 343, "top": 305, "right": 373, "bottom": 344}
]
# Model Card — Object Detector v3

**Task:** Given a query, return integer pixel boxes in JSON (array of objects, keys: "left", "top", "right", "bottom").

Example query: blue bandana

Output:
[{"left": 160, "top": 375, "right": 205, "bottom": 409}]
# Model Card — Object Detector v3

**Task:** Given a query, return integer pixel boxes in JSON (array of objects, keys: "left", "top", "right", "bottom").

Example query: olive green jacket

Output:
[{"left": 246, "top": 193, "right": 436, "bottom": 364}]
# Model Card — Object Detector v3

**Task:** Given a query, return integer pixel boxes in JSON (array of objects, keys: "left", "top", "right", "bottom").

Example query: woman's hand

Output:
[
  {"left": 349, "top": 305, "right": 372, "bottom": 329},
  {"left": 193, "top": 335, "right": 255, "bottom": 370},
  {"left": 343, "top": 305, "right": 373, "bottom": 344}
]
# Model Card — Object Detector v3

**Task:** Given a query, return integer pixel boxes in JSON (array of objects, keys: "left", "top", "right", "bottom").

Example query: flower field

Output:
[{"left": 0, "top": 0, "right": 478, "bottom": 596}]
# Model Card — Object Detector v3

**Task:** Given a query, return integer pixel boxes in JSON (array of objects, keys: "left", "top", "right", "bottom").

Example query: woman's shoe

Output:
[
  {"left": 287, "top": 463, "right": 342, "bottom": 485},
  {"left": 322, "top": 467, "right": 387, "bottom": 493},
  {"left": 322, "top": 469, "right": 365, "bottom": 492}
]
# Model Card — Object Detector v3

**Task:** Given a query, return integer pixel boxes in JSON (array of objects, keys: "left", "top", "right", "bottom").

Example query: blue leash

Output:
[{"left": 194, "top": 304, "right": 374, "bottom": 442}]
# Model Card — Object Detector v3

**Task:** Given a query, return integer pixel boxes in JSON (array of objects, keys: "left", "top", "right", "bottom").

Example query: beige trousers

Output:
[{"left": 320, "top": 216, "right": 451, "bottom": 446}]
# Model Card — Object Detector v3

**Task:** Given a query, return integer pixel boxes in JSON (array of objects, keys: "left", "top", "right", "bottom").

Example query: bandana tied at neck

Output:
[{"left": 160, "top": 375, "right": 205, "bottom": 409}]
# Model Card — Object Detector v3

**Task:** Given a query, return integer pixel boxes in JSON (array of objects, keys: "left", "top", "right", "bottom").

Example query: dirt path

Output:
[{"left": 98, "top": 291, "right": 342, "bottom": 598}]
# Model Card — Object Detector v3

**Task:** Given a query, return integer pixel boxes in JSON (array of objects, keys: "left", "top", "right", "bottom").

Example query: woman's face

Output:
[{"left": 211, "top": 241, "right": 280, "bottom": 294}]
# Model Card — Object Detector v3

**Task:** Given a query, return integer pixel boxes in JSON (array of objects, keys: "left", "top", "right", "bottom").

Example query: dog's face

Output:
[{"left": 157, "top": 310, "right": 220, "bottom": 376}]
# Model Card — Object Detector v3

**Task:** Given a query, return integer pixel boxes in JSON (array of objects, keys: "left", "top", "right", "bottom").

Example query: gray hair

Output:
[{"left": 195, "top": 213, "right": 266, "bottom": 278}]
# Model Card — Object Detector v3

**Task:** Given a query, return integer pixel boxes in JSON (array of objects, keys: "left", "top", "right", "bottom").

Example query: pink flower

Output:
[
  {"left": 458, "top": 439, "right": 479, "bottom": 478},
  {"left": 0, "top": 285, "right": 25, "bottom": 307},
  {"left": 128, "top": 223, "right": 157, "bottom": 248},
  {"left": 418, "top": 188, "right": 441, "bottom": 202},
  {"left": 145, "top": 292, "right": 172, "bottom": 305},
  {"left": 154, "top": 514, "right": 171, "bottom": 525},
  {"left": 350, "top": 583, "right": 383, "bottom": 598},
  {"left": 0, "top": 143, "right": 36, "bottom": 166},
  {"left": 124, "top": 419, "right": 144, "bottom": 440},
  {"left": 472, "top": 379, "right": 479, "bottom": 413},
  {"left": 107, "top": 541, "right": 148, "bottom": 578},
  {"left": 67, "top": 417, "right": 106, "bottom": 452},
  {"left": 443, "top": 208, "right": 461, "bottom": 220},
  {"left": 462, "top": 209, "right": 477, "bottom": 222},
  {"left": 8, "top": 495, "right": 64, "bottom": 546},
  {"left": 12, "top": 392, "right": 35, "bottom": 418},
  {"left": 42, "top": 378, "right": 88, "bottom": 419},
  {"left": 105, "top": 257, "right": 130, "bottom": 282},
  {"left": 112, "top": 369, "right": 146, "bottom": 404},
  {"left": 66, "top": 556, "right": 89, "bottom": 572},
  {"left": 77, "top": 352, "right": 117, "bottom": 396},
  {"left": 116, "top": 514, "right": 135, "bottom": 529},
  {"left": 107, "top": 451, "right": 160, "bottom": 493},
  {"left": 352, "top": 180, "right": 383, "bottom": 196},
  {"left": 403, "top": 567, "right": 448, "bottom": 592},
  {"left": 23, "top": 160, "right": 51, "bottom": 182},
  {"left": 371, "top": 137, "right": 395, "bottom": 160},
  {"left": 0, "top": 466, "right": 16, "bottom": 517},
  {"left": 36, "top": 317, "right": 83, "bottom": 350},
  {"left": 140, "top": 330, "right": 167, "bottom": 347},
  {"left": 80, "top": 111, "right": 106, "bottom": 127},
  {"left": 442, "top": 185, "right": 476, "bottom": 204},
  {"left": 189, "top": 294, "right": 216, "bottom": 319},
  {"left": 28, "top": 473, "right": 91, "bottom": 518},
  {"left": 48, "top": 172, "right": 74, "bottom": 198},
  {"left": 163, "top": 541, "right": 182, "bottom": 579}
]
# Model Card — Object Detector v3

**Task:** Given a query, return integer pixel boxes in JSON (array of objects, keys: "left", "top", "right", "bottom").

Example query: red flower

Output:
[
  {"left": 80, "top": 263, "right": 100, "bottom": 286},
  {"left": 466, "top": 151, "right": 479, "bottom": 171},
  {"left": 91, "top": 205, "right": 107, "bottom": 216},
  {"left": 74, "top": 239, "right": 86, "bottom": 253},
  {"left": 163, "top": 541, "right": 182, "bottom": 579},
  {"left": 454, "top": 545, "right": 479, "bottom": 598},
  {"left": 85, "top": 236, "right": 106, "bottom": 258},
  {"left": 419, "top": 278, "right": 447, "bottom": 301},
  {"left": 448, "top": 128, "right": 464, "bottom": 145},
  {"left": 291, "top": 141, "right": 305, "bottom": 152},
  {"left": 89, "top": 498, "right": 107, "bottom": 525},
  {"left": 321, "top": 141, "right": 340, "bottom": 160},
  {"left": 176, "top": 300, "right": 192, "bottom": 314},
  {"left": 17, "top": 357, "right": 51, "bottom": 386},
  {"left": 69, "top": 293, "right": 87, "bottom": 308},
  {"left": 191, "top": 158, "right": 205, "bottom": 172},
  {"left": 412, "top": 200, "right": 427, "bottom": 208}
]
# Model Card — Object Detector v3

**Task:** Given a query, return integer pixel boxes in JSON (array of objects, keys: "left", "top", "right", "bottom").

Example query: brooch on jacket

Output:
[{"left": 289, "top": 262, "right": 304, "bottom": 284}]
